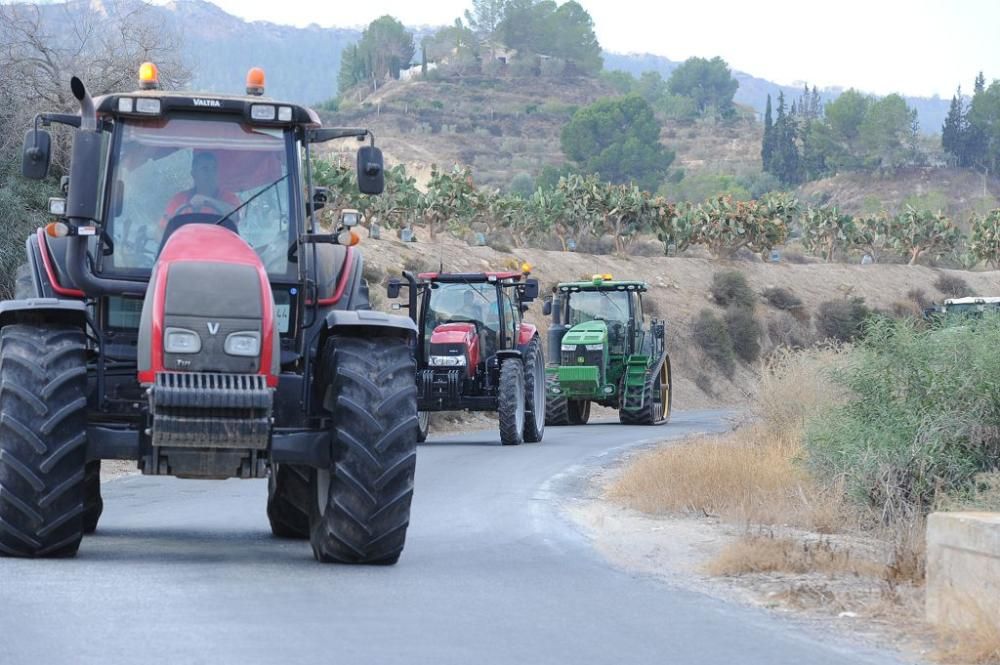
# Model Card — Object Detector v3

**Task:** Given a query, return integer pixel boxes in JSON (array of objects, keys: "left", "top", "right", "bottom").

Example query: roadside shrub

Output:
[
  {"left": 766, "top": 312, "right": 811, "bottom": 351},
  {"left": 761, "top": 286, "right": 803, "bottom": 312},
  {"left": 806, "top": 317, "right": 1000, "bottom": 522},
  {"left": 709, "top": 270, "right": 754, "bottom": 309},
  {"left": 692, "top": 309, "right": 735, "bottom": 378},
  {"left": 906, "top": 288, "right": 931, "bottom": 310},
  {"left": 694, "top": 373, "right": 715, "bottom": 396},
  {"left": 724, "top": 306, "right": 762, "bottom": 363},
  {"left": 643, "top": 297, "right": 663, "bottom": 319},
  {"left": 934, "top": 273, "right": 971, "bottom": 298},
  {"left": 815, "top": 298, "right": 871, "bottom": 343},
  {"left": 402, "top": 255, "right": 435, "bottom": 275}
]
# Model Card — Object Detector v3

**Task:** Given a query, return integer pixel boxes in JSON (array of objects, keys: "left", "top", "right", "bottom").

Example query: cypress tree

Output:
[
  {"left": 761, "top": 94, "right": 774, "bottom": 170},
  {"left": 942, "top": 88, "right": 965, "bottom": 166}
]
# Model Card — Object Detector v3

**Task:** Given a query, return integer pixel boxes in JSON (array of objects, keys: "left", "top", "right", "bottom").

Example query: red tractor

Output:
[
  {"left": 1, "top": 64, "right": 419, "bottom": 564},
  {"left": 387, "top": 268, "right": 545, "bottom": 446}
]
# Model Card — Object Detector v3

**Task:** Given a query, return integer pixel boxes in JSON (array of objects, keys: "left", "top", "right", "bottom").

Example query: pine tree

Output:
[
  {"left": 975, "top": 71, "right": 986, "bottom": 95},
  {"left": 942, "top": 87, "right": 966, "bottom": 166},
  {"left": 761, "top": 94, "right": 774, "bottom": 170},
  {"left": 766, "top": 92, "right": 801, "bottom": 184}
]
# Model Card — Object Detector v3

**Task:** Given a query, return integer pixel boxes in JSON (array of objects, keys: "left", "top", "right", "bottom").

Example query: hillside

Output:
[
  {"left": 797, "top": 167, "right": 1000, "bottom": 222},
  {"left": 359, "top": 234, "right": 1000, "bottom": 411}
]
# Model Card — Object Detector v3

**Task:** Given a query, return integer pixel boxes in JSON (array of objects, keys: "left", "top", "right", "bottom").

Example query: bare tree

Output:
[{"left": 0, "top": 0, "right": 190, "bottom": 170}]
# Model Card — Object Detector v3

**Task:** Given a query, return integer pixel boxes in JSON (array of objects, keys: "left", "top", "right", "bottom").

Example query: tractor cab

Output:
[{"left": 387, "top": 267, "right": 545, "bottom": 446}]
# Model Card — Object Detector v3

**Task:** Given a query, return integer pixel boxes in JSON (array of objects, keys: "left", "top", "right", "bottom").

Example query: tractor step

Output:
[{"left": 621, "top": 357, "right": 650, "bottom": 411}]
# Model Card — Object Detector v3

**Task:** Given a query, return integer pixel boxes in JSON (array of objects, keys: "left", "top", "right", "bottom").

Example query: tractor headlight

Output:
[
  {"left": 164, "top": 328, "right": 201, "bottom": 354},
  {"left": 224, "top": 332, "right": 261, "bottom": 357},
  {"left": 561, "top": 344, "right": 575, "bottom": 352},
  {"left": 585, "top": 344, "right": 603, "bottom": 351},
  {"left": 429, "top": 355, "right": 466, "bottom": 367}
]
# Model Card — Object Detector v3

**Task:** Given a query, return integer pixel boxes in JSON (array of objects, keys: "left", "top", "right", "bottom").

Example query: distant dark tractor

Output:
[
  {"left": 387, "top": 267, "right": 544, "bottom": 446},
  {"left": 544, "top": 275, "right": 671, "bottom": 426},
  {"left": 1, "top": 63, "right": 420, "bottom": 564}
]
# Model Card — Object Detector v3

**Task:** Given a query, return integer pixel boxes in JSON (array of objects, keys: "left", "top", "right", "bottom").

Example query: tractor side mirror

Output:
[
  {"left": 357, "top": 146, "right": 384, "bottom": 195},
  {"left": 22, "top": 128, "right": 52, "bottom": 180},
  {"left": 522, "top": 278, "right": 539, "bottom": 301},
  {"left": 387, "top": 278, "right": 401, "bottom": 299},
  {"left": 542, "top": 298, "right": 552, "bottom": 316},
  {"left": 311, "top": 187, "right": 329, "bottom": 213}
]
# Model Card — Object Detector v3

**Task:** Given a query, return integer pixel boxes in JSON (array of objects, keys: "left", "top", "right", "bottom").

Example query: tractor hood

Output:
[
  {"left": 561, "top": 320, "right": 607, "bottom": 346},
  {"left": 430, "top": 322, "right": 477, "bottom": 346}
]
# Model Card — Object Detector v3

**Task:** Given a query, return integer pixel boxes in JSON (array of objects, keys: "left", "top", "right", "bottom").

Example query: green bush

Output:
[
  {"left": 724, "top": 306, "right": 761, "bottom": 363},
  {"left": 815, "top": 298, "right": 871, "bottom": 343},
  {"left": 761, "top": 286, "right": 803, "bottom": 312},
  {"left": 692, "top": 309, "right": 735, "bottom": 378},
  {"left": 806, "top": 317, "right": 1000, "bottom": 520},
  {"left": 710, "top": 270, "right": 755, "bottom": 309},
  {"left": 933, "top": 273, "right": 971, "bottom": 298}
]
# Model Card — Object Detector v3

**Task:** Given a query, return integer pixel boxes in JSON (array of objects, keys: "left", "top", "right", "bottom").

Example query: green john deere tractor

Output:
[{"left": 543, "top": 274, "right": 671, "bottom": 426}]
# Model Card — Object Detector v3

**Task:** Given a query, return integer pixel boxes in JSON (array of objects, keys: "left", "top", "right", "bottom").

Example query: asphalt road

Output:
[{"left": 0, "top": 410, "right": 911, "bottom": 665}]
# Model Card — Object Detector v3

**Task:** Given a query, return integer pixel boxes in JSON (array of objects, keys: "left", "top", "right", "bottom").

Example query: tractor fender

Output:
[
  {"left": 495, "top": 348, "right": 523, "bottom": 365},
  {"left": 0, "top": 298, "right": 86, "bottom": 329},
  {"left": 516, "top": 322, "right": 537, "bottom": 348},
  {"left": 323, "top": 310, "right": 417, "bottom": 342}
]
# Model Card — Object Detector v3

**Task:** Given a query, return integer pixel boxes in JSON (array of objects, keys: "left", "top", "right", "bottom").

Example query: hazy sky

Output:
[{"left": 155, "top": 0, "right": 998, "bottom": 98}]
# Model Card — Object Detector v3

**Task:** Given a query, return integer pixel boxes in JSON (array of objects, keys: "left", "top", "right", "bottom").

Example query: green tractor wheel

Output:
[
  {"left": 619, "top": 358, "right": 671, "bottom": 426},
  {"left": 544, "top": 374, "right": 570, "bottom": 426}
]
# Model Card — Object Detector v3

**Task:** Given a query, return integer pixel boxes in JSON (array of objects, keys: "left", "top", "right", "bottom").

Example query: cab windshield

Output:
[
  {"left": 102, "top": 115, "right": 294, "bottom": 276},
  {"left": 425, "top": 283, "right": 500, "bottom": 340},
  {"left": 565, "top": 290, "right": 629, "bottom": 326}
]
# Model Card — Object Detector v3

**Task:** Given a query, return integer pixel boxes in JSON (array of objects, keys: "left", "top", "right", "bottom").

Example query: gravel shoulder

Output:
[{"left": 564, "top": 461, "right": 934, "bottom": 665}]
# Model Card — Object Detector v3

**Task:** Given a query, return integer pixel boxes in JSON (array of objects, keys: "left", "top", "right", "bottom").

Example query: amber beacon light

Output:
[
  {"left": 138, "top": 62, "right": 159, "bottom": 90},
  {"left": 246, "top": 67, "right": 266, "bottom": 96}
]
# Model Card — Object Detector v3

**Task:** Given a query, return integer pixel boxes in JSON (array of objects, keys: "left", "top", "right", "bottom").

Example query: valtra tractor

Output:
[
  {"left": 386, "top": 267, "right": 544, "bottom": 446},
  {"left": 543, "top": 275, "right": 671, "bottom": 426},
  {"left": 0, "top": 64, "right": 420, "bottom": 564}
]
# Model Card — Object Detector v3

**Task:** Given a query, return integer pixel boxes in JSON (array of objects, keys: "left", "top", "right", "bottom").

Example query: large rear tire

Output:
[
  {"left": 82, "top": 460, "right": 103, "bottom": 534},
  {"left": 522, "top": 339, "right": 545, "bottom": 443},
  {"left": 267, "top": 463, "right": 311, "bottom": 539},
  {"left": 0, "top": 324, "right": 88, "bottom": 558},
  {"left": 498, "top": 359, "right": 525, "bottom": 446},
  {"left": 309, "top": 335, "right": 418, "bottom": 564},
  {"left": 544, "top": 374, "right": 569, "bottom": 426}
]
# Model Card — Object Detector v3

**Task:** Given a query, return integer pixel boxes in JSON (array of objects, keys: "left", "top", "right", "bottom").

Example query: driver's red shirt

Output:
[{"left": 161, "top": 188, "right": 242, "bottom": 227}]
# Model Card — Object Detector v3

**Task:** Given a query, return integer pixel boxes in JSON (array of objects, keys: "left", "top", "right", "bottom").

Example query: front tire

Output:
[
  {"left": 82, "top": 460, "right": 103, "bottom": 534},
  {"left": 544, "top": 374, "right": 569, "bottom": 426},
  {"left": 522, "top": 339, "right": 545, "bottom": 443},
  {"left": 267, "top": 463, "right": 311, "bottom": 539},
  {"left": 0, "top": 324, "right": 88, "bottom": 558},
  {"left": 498, "top": 359, "right": 525, "bottom": 446},
  {"left": 416, "top": 411, "right": 429, "bottom": 443},
  {"left": 309, "top": 335, "right": 418, "bottom": 564}
]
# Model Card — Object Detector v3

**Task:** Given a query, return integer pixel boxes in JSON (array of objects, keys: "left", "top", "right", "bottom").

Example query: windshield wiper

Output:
[
  {"left": 598, "top": 290, "right": 628, "bottom": 321},
  {"left": 213, "top": 173, "right": 289, "bottom": 226}
]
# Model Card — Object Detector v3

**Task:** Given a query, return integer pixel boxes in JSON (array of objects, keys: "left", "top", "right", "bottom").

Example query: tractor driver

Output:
[{"left": 162, "top": 151, "right": 242, "bottom": 225}]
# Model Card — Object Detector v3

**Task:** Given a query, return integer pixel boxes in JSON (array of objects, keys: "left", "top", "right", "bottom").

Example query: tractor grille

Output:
[
  {"left": 561, "top": 346, "right": 604, "bottom": 385},
  {"left": 562, "top": 346, "right": 603, "bottom": 368},
  {"left": 150, "top": 372, "right": 272, "bottom": 449}
]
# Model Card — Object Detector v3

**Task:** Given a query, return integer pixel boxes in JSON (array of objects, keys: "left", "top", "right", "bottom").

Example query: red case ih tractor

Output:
[
  {"left": 0, "top": 64, "right": 420, "bottom": 564},
  {"left": 386, "top": 268, "right": 545, "bottom": 446}
]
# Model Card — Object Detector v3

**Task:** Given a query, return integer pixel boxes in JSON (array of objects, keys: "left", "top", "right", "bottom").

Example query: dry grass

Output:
[
  {"left": 937, "top": 602, "right": 1000, "bottom": 664},
  {"left": 609, "top": 348, "right": 849, "bottom": 531},
  {"left": 608, "top": 424, "right": 845, "bottom": 531},
  {"left": 706, "top": 533, "right": 884, "bottom": 578}
]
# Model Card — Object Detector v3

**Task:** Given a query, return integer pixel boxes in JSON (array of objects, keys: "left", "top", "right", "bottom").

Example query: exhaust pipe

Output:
[{"left": 65, "top": 76, "right": 146, "bottom": 296}]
